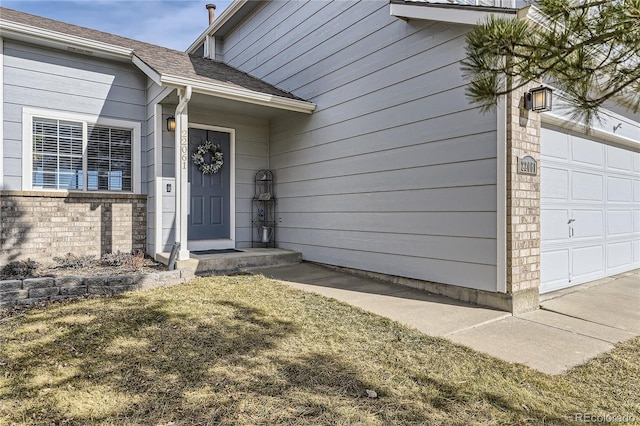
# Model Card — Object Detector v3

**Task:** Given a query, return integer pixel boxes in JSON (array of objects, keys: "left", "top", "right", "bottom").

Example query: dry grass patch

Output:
[{"left": 0, "top": 275, "right": 638, "bottom": 425}]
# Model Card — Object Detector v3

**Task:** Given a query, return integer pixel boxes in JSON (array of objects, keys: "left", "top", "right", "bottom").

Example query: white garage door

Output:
[{"left": 540, "top": 126, "right": 640, "bottom": 293}]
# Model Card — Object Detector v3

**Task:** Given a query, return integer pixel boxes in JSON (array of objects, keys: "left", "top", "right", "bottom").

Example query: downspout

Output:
[{"left": 174, "top": 86, "right": 192, "bottom": 260}]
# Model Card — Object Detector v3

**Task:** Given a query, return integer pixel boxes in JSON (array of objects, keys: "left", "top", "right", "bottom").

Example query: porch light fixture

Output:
[
  {"left": 166, "top": 116, "right": 176, "bottom": 132},
  {"left": 526, "top": 86, "right": 553, "bottom": 112}
]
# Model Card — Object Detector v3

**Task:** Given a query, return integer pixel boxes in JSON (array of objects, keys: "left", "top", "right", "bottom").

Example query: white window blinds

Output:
[
  {"left": 32, "top": 118, "right": 83, "bottom": 190},
  {"left": 31, "top": 117, "right": 133, "bottom": 192},
  {"left": 87, "top": 126, "right": 132, "bottom": 191}
]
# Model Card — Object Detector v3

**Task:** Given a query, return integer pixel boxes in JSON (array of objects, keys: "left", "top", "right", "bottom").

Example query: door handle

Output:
[{"left": 568, "top": 218, "right": 575, "bottom": 238}]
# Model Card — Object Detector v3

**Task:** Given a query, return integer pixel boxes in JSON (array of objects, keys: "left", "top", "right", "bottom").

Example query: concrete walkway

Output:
[{"left": 251, "top": 263, "right": 639, "bottom": 375}]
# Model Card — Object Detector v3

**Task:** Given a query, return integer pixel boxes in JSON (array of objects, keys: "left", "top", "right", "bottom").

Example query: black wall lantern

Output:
[
  {"left": 526, "top": 86, "right": 553, "bottom": 112},
  {"left": 166, "top": 116, "right": 176, "bottom": 132}
]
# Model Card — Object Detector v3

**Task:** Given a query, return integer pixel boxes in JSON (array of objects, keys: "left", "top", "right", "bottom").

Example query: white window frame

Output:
[{"left": 22, "top": 108, "right": 141, "bottom": 193}]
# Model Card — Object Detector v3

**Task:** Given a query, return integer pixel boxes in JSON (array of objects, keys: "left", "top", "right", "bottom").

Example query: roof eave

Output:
[
  {"left": 0, "top": 19, "right": 133, "bottom": 60},
  {"left": 131, "top": 55, "right": 162, "bottom": 86},
  {"left": 389, "top": 2, "right": 517, "bottom": 25},
  {"left": 161, "top": 74, "right": 316, "bottom": 114}
]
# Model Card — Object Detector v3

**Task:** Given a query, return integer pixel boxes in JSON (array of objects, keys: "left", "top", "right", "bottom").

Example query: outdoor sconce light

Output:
[
  {"left": 526, "top": 86, "right": 553, "bottom": 112},
  {"left": 166, "top": 116, "right": 176, "bottom": 132}
]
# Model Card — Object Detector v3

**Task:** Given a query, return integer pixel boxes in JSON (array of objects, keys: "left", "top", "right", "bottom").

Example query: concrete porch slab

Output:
[
  {"left": 157, "top": 248, "right": 301, "bottom": 275},
  {"left": 194, "top": 248, "right": 301, "bottom": 274}
]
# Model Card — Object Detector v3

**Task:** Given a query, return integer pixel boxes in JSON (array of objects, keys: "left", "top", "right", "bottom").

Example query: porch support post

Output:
[{"left": 174, "top": 86, "right": 192, "bottom": 260}]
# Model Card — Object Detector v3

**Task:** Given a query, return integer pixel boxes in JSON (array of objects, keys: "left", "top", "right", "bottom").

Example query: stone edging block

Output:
[{"left": 0, "top": 269, "right": 191, "bottom": 308}]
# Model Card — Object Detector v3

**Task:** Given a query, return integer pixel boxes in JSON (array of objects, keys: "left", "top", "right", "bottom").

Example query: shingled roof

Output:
[{"left": 0, "top": 7, "right": 301, "bottom": 101}]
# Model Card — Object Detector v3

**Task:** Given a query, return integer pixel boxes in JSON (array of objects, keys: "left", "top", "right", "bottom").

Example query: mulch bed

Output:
[{"left": 0, "top": 255, "right": 167, "bottom": 281}]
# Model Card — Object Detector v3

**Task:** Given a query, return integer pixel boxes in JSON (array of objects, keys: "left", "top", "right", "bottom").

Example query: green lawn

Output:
[{"left": 1, "top": 275, "right": 638, "bottom": 425}]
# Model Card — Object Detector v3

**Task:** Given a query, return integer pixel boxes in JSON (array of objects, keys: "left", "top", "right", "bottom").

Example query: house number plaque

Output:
[
  {"left": 180, "top": 129, "right": 188, "bottom": 170},
  {"left": 517, "top": 155, "right": 537, "bottom": 175}
]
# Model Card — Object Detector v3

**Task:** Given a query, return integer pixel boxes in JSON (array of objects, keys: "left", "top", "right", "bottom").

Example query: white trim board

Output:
[
  {"left": 153, "top": 103, "right": 163, "bottom": 256},
  {"left": 496, "top": 95, "right": 507, "bottom": 293},
  {"left": 0, "top": 36, "right": 4, "bottom": 189},
  {"left": 390, "top": 2, "right": 516, "bottom": 25},
  {"left": 161, "top": 74, "right": 316, "bottom": 114},
  {"left": 541, "top": 112, "right": 640, "bottom": 150},
  {"left": 0, "top": 19, "right": 132, "bottom": 61}
]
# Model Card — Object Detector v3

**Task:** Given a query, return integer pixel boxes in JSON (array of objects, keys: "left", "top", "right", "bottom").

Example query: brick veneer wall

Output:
[
  {"left": 506, "top": 85, "right": 542, "bottom": 311},
  {"left": 1, "top": 191, "right": 147, "bottom": 264}
]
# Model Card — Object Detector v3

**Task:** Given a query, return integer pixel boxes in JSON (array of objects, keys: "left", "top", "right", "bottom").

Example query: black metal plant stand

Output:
[{"left": 252, "top": 169, "right": 276, "bottom": 248}]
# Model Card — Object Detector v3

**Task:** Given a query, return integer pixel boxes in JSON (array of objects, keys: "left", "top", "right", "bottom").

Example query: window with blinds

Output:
[
  {"left": 31, "top": 117, "right": 133, "bottom": 192},
  {"left": 87, "top": 126, "right": 132, "bottom": 191},
  {"left": 32, "top": 118, "right": 84, "bottom": 190}
]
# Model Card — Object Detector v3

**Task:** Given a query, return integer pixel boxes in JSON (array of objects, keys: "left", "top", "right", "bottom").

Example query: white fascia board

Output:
[
  {"left": 132, "top": 55, "right": 162, "bottom": 86},
  {"left": 161, "top": 74, "right": 316, "bottom": 114},
  {"left": 542, "top": 111, "right": 640, "bottom": 150},
  {"left": 0, "top": 20, "right": 132, "bottom": 60},
  {"left": 186, "top": 0, "right": 248, "bottom": 54},
  {"left": 390, "top": 3, "right": 516, "bottom": 25}
]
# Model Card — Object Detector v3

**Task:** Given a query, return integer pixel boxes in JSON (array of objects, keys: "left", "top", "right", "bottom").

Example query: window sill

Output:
[{"left": 0, "top": 190, "right": 146, "bottom": 199}]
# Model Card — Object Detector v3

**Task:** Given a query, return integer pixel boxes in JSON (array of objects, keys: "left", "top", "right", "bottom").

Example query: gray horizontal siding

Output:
[
  {"left": 281, "top": 242, "right": 498, "bottom": 289},
  {"left": 276, "top": 185, "right": 497, "bottom": 213},
  {"left": 221, "top": 0, "right": 499, "bottom": 291},
  {"left": 2, "top": 40, "right": 146, "bottom": 190},
  {"left": 278, "top": 212, "right": 497, "bottom": 238}
]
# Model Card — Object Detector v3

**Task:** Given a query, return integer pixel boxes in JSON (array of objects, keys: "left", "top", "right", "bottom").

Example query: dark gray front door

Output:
[{"left": 188, "top": 129, "right": 230, "bottom": 240}]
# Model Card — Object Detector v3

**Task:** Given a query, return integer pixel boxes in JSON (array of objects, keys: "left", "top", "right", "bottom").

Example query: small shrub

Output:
[
  {"left": 53, "top": 253, "right": 96, "bottom": 269},
  {"left": 129, "top": 251, "right": 146, "bottom": 271},
  {"left": 1, "top": 259, "right": 40, "bottom": 279},
  {"left": 100, "top": 251, "right": 130, "bottom": 267}
]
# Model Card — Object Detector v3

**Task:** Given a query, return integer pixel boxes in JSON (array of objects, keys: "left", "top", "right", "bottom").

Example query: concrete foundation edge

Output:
[{"left": 312, "top": 262, "right": 540, "bottom": 314}]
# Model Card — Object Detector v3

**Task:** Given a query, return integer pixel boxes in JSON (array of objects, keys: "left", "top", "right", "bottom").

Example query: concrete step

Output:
[{"left": 190, "top": 248, "right": 301, "bottom": 275}]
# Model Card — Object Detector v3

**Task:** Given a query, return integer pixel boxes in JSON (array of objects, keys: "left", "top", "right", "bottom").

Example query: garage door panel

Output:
[
  {"left": 542, "top": 168, "right": 569, "bottom": 199},
  {"left": 573, "top": 136, "right": 604, "bottom": 167},
  {"left": 572, "top": 171, "right": 603, "bottom": 201},
  {"left": 607, "top": 144, "right": 633, "bottom": 171},
  {"left": 607, "top": 241, "right": 633, "bottom": 270},
  {"left": 541, "top": 125, "right": 639, "bottom": 294},
  {"left": 541, "top": 209, "right": 570, "bottom": 241},
  {"left": 541, "top": 128, "right": 569, "bottom": 160},
  {"left": 541, "top": 249, "right": 569, "bottom": 291},
  {"left": 572, "top": 209, "right": 603, "bottom": 239},
  {"left": 572, "top": 244, "right": 604, "bottom": 279},
  {"left": 607, "top": 210, "right": 633, "bottom": 236},
  {"left": 607, "top": 177, "right": 633, "bottom": 202}
]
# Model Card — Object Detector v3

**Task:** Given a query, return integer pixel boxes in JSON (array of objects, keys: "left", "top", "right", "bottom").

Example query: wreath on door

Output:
[{"left": 192, "top": 141, "right": 224, "bottom": 175}]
